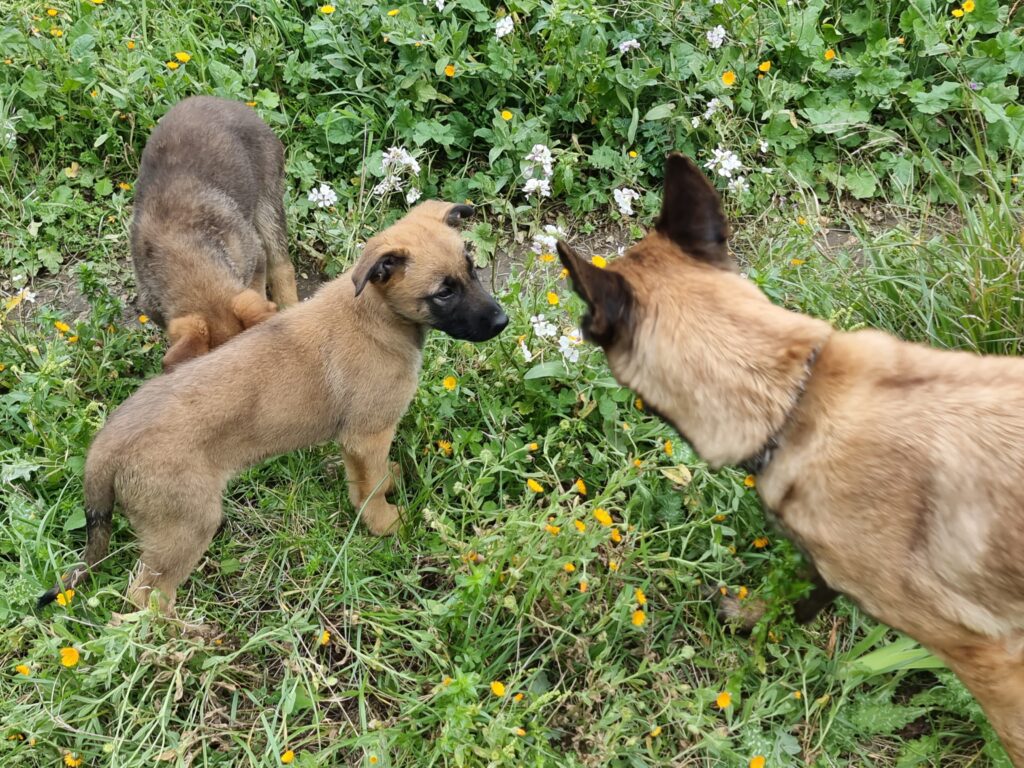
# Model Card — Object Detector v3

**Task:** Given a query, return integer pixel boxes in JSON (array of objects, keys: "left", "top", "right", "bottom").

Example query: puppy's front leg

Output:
[{"left": 340, "top": 428, "right": 400, "bottom": 535}]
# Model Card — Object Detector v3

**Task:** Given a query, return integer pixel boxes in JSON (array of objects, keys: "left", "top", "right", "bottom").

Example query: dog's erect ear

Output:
[
  {"left": 352, "top": 249, "right": 409, "bottom": 297},
  {"left": 655, "top": 152, "right": 732, "bottom": 268},
  {"left": 410, "top": 200, "right": 475, "bottom": 228},
  {"left": 556, "top": 240, "right": 633, "bottom": 346},
  {"left": 163, "top": 314, "right": 210, "bottom": 372},
  {"left": 443, "top": 204, "right": 474, "bottom": 227},
  {"left": 231, "top": 289, "right": 277, "bottom": 329}
]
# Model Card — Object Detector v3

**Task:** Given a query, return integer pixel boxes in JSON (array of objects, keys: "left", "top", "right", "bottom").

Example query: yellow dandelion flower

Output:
[
  {"left": 442, "top": 375, "right": 457, "bottom": 391},
  {"left": 558, "top": 267, "right": 569, "bottom": 280},
  {"left": 629, "top": 150, "right": 638, "bottom": 158},
  {"left": 320, "top": 4, "right": 335, "bottom": 13},
  {"left": 591, "top": 255, "right": 607, "bottom": 268},
  {"left": 320, "top": 630, "right": 330, "bottom": 646},
  {"left": 563, "top": 562, "right": 575, "bottom": 573},
  {"left": 55, "top": 588, "right": 75, "bottom": 606},
  {"left": 501, "top": 110, "right": 513, "bottom": 121},
  {"left": 635, "top": 588, "right": 647, "bottom": 606},
  {"left": 281, "top": 750, "right": 295, "bottom": 764},
  {"left": 64, "top": 754, "right": 83, "bottom": 767},
  {"left": 527, "top": 478, "right": 544, "bottom": 493},
  {"left": 594, "top": 508, "right": 612, "bottom": 527},
  {"left": 574, "top": 478, "right": 587, "bottom": 495},
  {"left": 737, "top": 586, "right": 749, "bottom": 600},
  {"left": 388, "top": 7, "right": 400, "bottom": 15},
  {"left": 126, "top": 40, "right": 136, "bottom": 49},
  {"left": 513, "top": 692, "right": 524, "bottom": 702},
  {"left": 790, "top": 258, "right": 806, "bottom": 266},
  {"left": 47, "top": 8, "right": 58, "bottom": 16},
  {"left": 650, "top": 725, "right": 662, "bottom": 737},
  {"left": 897, "top": 36, "right": 905, "bottom": 44},
  {"left": 793, "top": 690, "right": 802, "bottom": 699},
  {"left": 573, "top": 519, "right": 585, "bottom": 532},
  {"left": 632, "top": 609, "right": 646, "bottom": 626},
  {"left": 824, "top": 48, "right": 836, "bottom": 61},
  {"left": 138, "top": 314, "right": 150, "bottom": 324},
  {"left": 438, "top": 439, "right": 453, "bottom": 456},
  {"left": 951, "top": 6, "right": 964, "bottom": 15},
  {"left": 528, "top": 442, "right": 539, "bottom": 451},
  {"left": 60, "top": 647, "right": 80, "bottom": 667},
  {"left": 635, "top": 398, "right": 644, "bottom": 410},
  {"left": 15, "top": 664, "right": 30, "bottom": 676},
  {"left": 54, "top": 321, "right": 70, "bottom": 333},
  {"left": 369, "top": 758, "right": 378, "bottom": 766},
  {"left": 444, "top": 64, "right": 455, "bottom": 77},
  {"left": 753, "top": 536, "right": 770, "bottom": 549},
  {"left": 608, "top": 559, "right": 619, "bottom": 572},
  {"left": 91, "top": 0, "right": 104, "bottom": 4},
  {"left": 545, "top": 524, "right": 561, "bottom": 535},
  {"left": 609, "top": 528, "right": 622, "bottom": 543},
  {"left": 743, "top": 474, "right": 756, "bottom": 488},
  {"left": 443, "top": 675, "right": 453, "bottom": 685},
  {"left": 166, "top": 61, "right": 179, "bottom": 70},
  {"left": 750, "top": 757, "right": 766, "bottom": 768},
  {"left": 50, "top": 28, "right": 64, "bottom": 37},
  {"left": 540, "top": 252, "right": 555, "bottom": 263},
  {"left": 515, "top": 727, "right": 526, "bottom": 736},
  {"left": 490, "top": 680, "right": 506, "bottom": 697},
  {"left": 633, "top": 458, "right": 642, "bottom": 468},
  {"left": 715, "top": 691, "right": 732, "bottom": 709},
  {"left": 963, "top": 1, "right": 976, "bottom": 12},
  {"left": 758, "top": 60, "right": 771, "bottom": 72},
  {"left": 118, "top": 182, "right": 132, "bottom": 191},
  {"left": 713, "top": 514, "right": 726, "bottom": 522},
  {"left": 174, "top": 51, "right": 191, "bottom": 63},
  {"left": 579, "top": 580, "right": 589, "bottom": 593},
  {"left": 546, "top": 291, "right": 559, "bottom": 305},
  {"left": 721, "top": 70, "right": 736, "bottom": 86},
  {"left": 664, "top": 439, "right": 673, "bottom": 456}
]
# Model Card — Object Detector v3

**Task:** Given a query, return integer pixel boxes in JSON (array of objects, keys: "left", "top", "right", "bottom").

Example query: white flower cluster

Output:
[
  {"left": 307, "top": 183, "right": 338, "bottom": 209},
  {"left": 613, "top": 187, "right": 640, "bottom": 216},
  {"left": 530, "top": 314, "right": 558, "bottom": 338},
  {"left": 690, "top": 98, "right": 723, "bottom": 128},
  {"left": 618, "top": 39, "right": 641, "bottom": 54},
  {"left": 706, "top": 25, "right": 726, "bottom": 49},
  {"left": 558, "top": 331, "right": 583, "bottom": 363},
  {"left": 422, "top": 0, "right": 445, "bottom": 10},
  {"left": 530, "top": 224, "right": 564, "bottom": 255},
  {"left": 728, "top": 176, "right": 749, "bottom": 193},
  {"left": 373, "top": 146, "right": 422, "bottom": 198},
  {"left": 704, "top": 145, "right": 743, "bottom": 178},
  {"left": 523, "top": 144, "right": 554, "bottom": 198},
  {"left": 495, "top": 16, "right": 514, "bottom": 38}
]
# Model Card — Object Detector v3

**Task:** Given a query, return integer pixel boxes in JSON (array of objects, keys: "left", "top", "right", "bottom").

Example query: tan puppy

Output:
[
  {"left": 557, "top": 153, "right": 1024, "bottom": 764},
  {"left": 131, "top": 95, "right": 296, "bottom": 370},
  {"left": 41, "top": 201, "right": 507, "bottom": 615}
]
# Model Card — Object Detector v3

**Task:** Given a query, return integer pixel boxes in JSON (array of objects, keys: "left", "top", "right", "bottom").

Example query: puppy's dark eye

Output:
[{"left": 434, "top": 285, "right": 455, "bottom": 301}]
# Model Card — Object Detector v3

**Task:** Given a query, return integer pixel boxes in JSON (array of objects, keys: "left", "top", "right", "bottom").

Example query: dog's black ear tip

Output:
[{"left": 445, "top": 204, "right": 475, "bottom": 227}]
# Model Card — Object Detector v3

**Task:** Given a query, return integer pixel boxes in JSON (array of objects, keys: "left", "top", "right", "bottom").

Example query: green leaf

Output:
[
  {"left": 909, "top": 81, "right": 961, "bottom": 115},
  {"left": 643, "top": 102, "right": 676, "bottom": 121},
  {"left": 524, "top": 361, "right": 571, "bottom": 380}
]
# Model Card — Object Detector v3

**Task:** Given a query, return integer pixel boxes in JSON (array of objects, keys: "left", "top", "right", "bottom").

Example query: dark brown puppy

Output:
[
  {"left": 41, "top": 201, "right": 507, "bottom": 616},
  {"left": 558, "top": 153, "right": 1024, "bottom": 764},
  {"left": 131, "top": 95, "right": 296, "bottom": 370}
]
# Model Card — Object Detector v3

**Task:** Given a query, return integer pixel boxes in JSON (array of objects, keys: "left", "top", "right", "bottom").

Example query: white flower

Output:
[
  {"left": 382, "top": 146, "right": 421, "bottom": 175},
  {"left": 702, "top": 98, "right": 721, "bottom": 120},
  {"left": 307, "top": 183, "right": 338, "bottom": 209},
  {"left": 704, "top": 145, "right": 743, "bottom": 178},
  {"left": 495, "top": 16, "right": 514, "bottom": 38},
  {"left": 518, "top": 339, "right": 534, "bottom": 362},
  {"left": 616, "top": 246, "right": 625, "bottom": 257},
  {"left": 613, "top": 187, "right": 640, "bottom": 216},
  {"left": 759, "top": 139, "right": 769, "bottom": 154},
  {"left": 618, "top": 39, "right": 641, "bottom": 54},
  {"left": 531, "top": 224, "right": 564, "bottom": 255},
  {"left": 372, "top": 175, "right": 404, "bottom": 196},
  {"left": 558, "top": 334, "right": 581, "bottom": 363},
  {"left": 523, "top": 177, "right": 551, "bottom": 198},
  {"left": 423, "top": 0, "right": 445, "bottom": 10},
  {"left": 405, "top": 187, "right": 422, "bottom": 204},
  {"left": 706, "top": 25, "right": 726, "bottom": 49},
  {"left": 691, "top": 116, "right": 701, "bottom": 128},
  {"left": 530, "top": 314, "right": 557, "bottom": 338},
  {"left": 524, "top": 143, "right": 554, "bottom": 179},
  {"left": 727, "top": 175, "right": 749, "bottom": 193},
  {"left": 17, "top": 288, "right": 37, "bottom": 303}
]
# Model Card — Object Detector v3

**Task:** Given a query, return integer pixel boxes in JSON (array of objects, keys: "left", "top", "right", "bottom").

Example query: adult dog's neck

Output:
[{"left": 610, "top": 260, "right": 832, "bottom": 470}]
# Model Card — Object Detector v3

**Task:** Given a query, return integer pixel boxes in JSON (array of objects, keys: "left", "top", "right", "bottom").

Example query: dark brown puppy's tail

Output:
[{"left": 37, "top": 461, "right": 115, "bottom": 608}]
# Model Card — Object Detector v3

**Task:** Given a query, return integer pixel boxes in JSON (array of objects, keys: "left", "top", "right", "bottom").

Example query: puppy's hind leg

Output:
[
  {"left": 126, "top": 500, "right": 223, "bottom": 616},
  {"left": 256, "top": 199, "right": 298, "bottom": 307},
  {"left": 339, "top": 428, "right": 400, "bottom": 536}
]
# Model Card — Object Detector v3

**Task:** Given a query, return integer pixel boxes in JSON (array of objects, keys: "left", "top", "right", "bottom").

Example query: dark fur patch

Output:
[
  {"left": 793, "top": 569, "right": 840, "bottom": 623},
  {"left": 878, "top": 375, "right": 933, "bottom": 389}
]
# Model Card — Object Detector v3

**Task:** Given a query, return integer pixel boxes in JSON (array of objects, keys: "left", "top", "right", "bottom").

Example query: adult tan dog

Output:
[
  {"left": 131, "top": 96, "right": 296, "bottom": 371},
  {"left": 557, "top": 153, "right": 1024, "bottom": 764},
  {"left": 40, "top": 201, "right": 507, "bottom": 615}
]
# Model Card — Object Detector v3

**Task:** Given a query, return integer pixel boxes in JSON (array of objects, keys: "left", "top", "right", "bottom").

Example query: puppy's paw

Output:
[
  {"left": 362, "top": 501, "right": 400, "bottom": 536},
  {"left": 384, "top": 461, "right": 401, "bottom": 496}
]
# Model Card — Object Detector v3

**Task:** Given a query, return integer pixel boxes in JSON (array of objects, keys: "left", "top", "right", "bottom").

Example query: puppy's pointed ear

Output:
[
  {"left": 162, "top": 314, "right": 210, "bottom": 372},
  {"left": 655, "top": 152, "right": 732, "bottom": 268},
  {"left": 231, "top": 289, "right": 277, "bottom": 329},
  {"left": 557, "top": 240, "right": 633, "bottom": 347},
  {"left": 352, "top": 249, "right": 409, "bottom": 297},
  {"left": 411, "top": 200, "right": 475, "bottom": 228}
]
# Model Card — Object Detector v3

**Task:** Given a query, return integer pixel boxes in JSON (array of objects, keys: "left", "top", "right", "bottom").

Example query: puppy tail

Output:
[{"left": 37, "top": 460, "right": 115, "bottom": 609}]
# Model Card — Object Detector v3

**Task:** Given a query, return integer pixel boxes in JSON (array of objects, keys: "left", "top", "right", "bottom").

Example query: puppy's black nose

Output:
[{"left": 491, "top": 309, "right": 509, "bottom": 335}]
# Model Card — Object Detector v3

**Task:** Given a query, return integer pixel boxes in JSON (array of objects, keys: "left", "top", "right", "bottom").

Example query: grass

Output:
[{"left": 2, "top": 0, "right": 1024, "bottom": 766}]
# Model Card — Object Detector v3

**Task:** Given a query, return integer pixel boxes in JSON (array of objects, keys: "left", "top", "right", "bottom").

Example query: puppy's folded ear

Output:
[
  {"left": 409, "top": 200, "right": 475, "bottom": 228},
  {"left": 556, "top": 241, "right": 633, "bottom": 347},
  {"left": 352, "top": 249, "right": 409, "bottom": 297},
  {"left": 163, "top": 314, "right": 210, "bottom": 372},
  {"left": 656, "top": 152, "right": 733, "bottom": 268},
  {"left": 231, "top": 289, "right": 277, "bottom": 329}
]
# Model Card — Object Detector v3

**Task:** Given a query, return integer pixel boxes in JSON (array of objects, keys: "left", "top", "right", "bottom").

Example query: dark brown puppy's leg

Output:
[
  {"left": 793, "top": 568, "right": 839, "bottom": 624},
  {"left": 340, "top": 428, "right": 400, "bottom": 535},
  {"left": 932, "top": 637, "right": 1024, "bottom": 765},
  {"left": 257, "top": 200, "right": 299, "bottom": 307}
]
